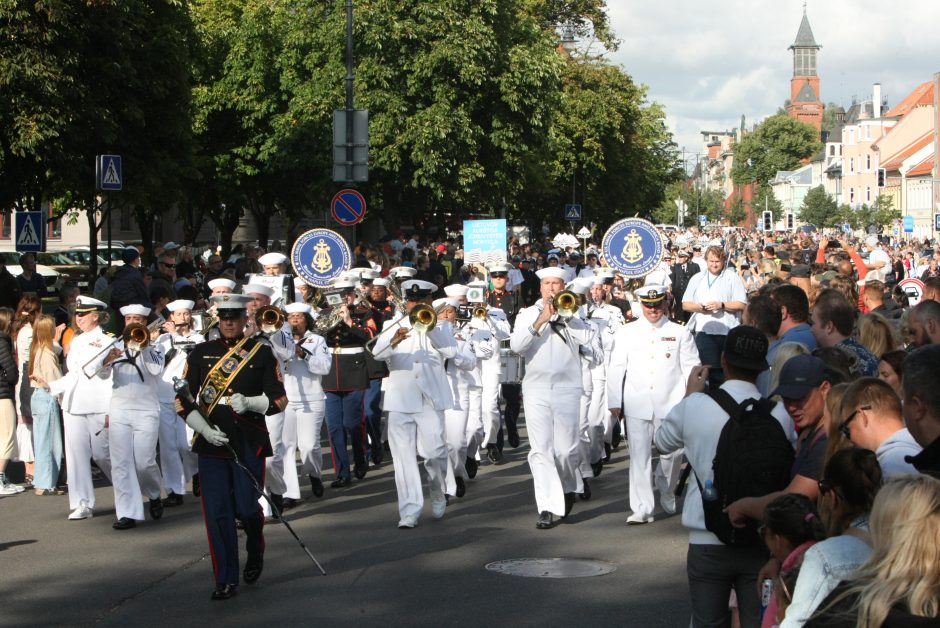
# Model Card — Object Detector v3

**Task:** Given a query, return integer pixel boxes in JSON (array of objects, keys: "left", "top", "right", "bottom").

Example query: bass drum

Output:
[{"left": 498, "top": 342, "right": 525, "bottom": 384}]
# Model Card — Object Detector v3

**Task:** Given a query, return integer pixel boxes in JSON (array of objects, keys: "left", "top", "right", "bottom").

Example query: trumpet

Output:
[
  {"left": 123, "top": 323, "right": 150, "bottom": 351},
  {"left": 80, "top": 316, "right": 164, "bottom": 378},
  {"left": 365, "top": 303, "right": 441, "bottom": 354},
  {"left": 553, "top": 290, "right": 579, "bottom": 320},
  {"left": 256, "top": 305, "right": 285, "bottom": 334}
]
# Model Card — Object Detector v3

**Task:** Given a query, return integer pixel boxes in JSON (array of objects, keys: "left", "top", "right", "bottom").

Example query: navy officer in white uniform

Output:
[
  {"left": 510, "top": 266, "right": 594, "bottom": 529},
  {"left": 607, "top": 285, "right": 699, "bottom": 524}
]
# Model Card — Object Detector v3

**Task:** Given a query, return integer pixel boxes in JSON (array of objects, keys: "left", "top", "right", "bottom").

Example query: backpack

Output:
[{"left": 695, "top": 388, "right": 794, "bottom": 547}]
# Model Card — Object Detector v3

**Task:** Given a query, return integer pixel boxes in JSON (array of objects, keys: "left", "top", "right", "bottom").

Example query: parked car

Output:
[
  {"left": 37, "top": 251, "right": 107, "bottom": 290},
  {"left": 67, "top": 244, "right": 125, "bottom": 267},
  {"left": 0, "top": 250, "right": 62, "bottom": 295}
]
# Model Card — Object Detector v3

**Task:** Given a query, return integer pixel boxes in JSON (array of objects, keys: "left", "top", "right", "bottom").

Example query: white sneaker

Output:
[
  {"left": 0, "top": 483, "right": 21, "bottom": 496},
  {"left": 430, "top": 494, "right": 447, "bottom": 519},
  {"left": 626, "top": 512, "right": 654, "bottom": 525},
  {"left": 397, "top": 516, "right": 418, "bottom": 529},
  {"left": 68, "top": 505, "right": 94, "bottom": 520},
  {"left": 660, "top": 491, "right": 677, "bottom": 515}
]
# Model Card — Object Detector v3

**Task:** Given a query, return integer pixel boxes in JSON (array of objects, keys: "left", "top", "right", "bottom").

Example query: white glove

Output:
[
  {"left": 475, "top": 342, "right": 494, "bottom": 359},
  {"left": 185, "top": 410, "right": 229, "bottom": 447},
  {"left": 230, "top": 393, "right": 269, "bottom": 415}
]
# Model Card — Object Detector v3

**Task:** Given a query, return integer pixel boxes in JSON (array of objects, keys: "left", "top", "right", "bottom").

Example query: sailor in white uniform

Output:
[
  {"left": 102, "top": 304, "right": 166, "bottom": 529},
  {"left": 510, "top": 268, "right": 594, "bottom": 529},
  {"left": 155, "top": 299, "right": 204, "bottom": 506},
  {"left": 372, "top": 280, "right": 458, "bottom": 529},
  {"left": 281, "top": 302, "right": 331, "bottom": 502},
  {"left": 607, "top": 285, "right": 699, "bottom": 524},
  {"left": 48, "top": 296, "right": 114, "bottom": 520}
]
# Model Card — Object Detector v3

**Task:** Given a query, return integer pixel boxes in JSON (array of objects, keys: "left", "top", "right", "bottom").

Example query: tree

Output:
[
  {"left": 798, "top": 185, "right": 840, "bottom": 227},
  {"left": 821, "top": 102, "right": 841, "bottom": 136},
  {"left": 728, "top": 197, "right": 747, "bottom": 226},
  {"left": 731, "top": 114, "right": 821, "bottom": 188},
  {"left": 842, "top": 194, "right": 902, "bottom": 232}
]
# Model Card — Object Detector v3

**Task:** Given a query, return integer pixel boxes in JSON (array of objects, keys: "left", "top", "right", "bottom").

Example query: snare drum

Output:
[{"left": 499, "top": 346, "right": 525, "bottom": 384}]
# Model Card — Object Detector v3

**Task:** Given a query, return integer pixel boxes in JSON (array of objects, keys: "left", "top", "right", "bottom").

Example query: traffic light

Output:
[
  {"left": 877, "top": 168, "right": 886, "bottom": 187},
  {"left": 786, "top": 212, "right": 795, "bottom": 231},
  {"left": 762, "top": 211, "right": 773, "bottom": 232}
]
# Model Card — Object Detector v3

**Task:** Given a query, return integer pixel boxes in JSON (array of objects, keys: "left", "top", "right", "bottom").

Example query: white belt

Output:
[{"left": 331, "top": 347, "right": 364, "bottom": 355}]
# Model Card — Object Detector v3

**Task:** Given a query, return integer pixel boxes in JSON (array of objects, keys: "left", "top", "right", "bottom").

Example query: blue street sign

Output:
[
  {"left": 935, "top": 214, "right": 940, "bottom": 231},
  {"left": 903, "top": 215, "right": 914, "bottom": 233},
  {"left": 699, "top": 215, "right": 707, "bottom": 226},
  {"left": 14, "top": 211, "right": 45, "bottom": 253},
  {"left": 564, "top": 204, "right": 582, "bottom": 221},
  {"left": 330, "top": 189, "right": 366, "bottom": 225},
  {"left": 842, "top": 222, "right": 852, "bottom": 233},
  {"left": 97, "top": 154, "right": 122, "bottom": 191}
]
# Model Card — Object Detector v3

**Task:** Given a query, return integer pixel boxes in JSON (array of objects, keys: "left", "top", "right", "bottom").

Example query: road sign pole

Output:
[{"left": 107, "top": 192, "right": 112, "bottom": 268}]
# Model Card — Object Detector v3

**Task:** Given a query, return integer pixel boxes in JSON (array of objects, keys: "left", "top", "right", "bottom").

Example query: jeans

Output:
[
  {"left": 31, "top": 388, "right": 62, "bottom": 491},
  {"left": 694, "top": 333, "right": 727, "bottom": 390},
  {"left": 363, "top": 379, "right": 384, "bottom": 453},
  {"left": 325, "top": 390, "right": 366, "bottom": 479}
]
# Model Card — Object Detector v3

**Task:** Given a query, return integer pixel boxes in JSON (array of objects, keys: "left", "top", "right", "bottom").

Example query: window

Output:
[
  {"left": 829, "top": 145, "right": 835, "bottom": 156},
  {"left": 849, "top": 158, "right": 855, "bottom": 173},
  {"left": 0, "top": 211, "right": 9, "bottom": 240},
  {"left": 850, "top": 188, "right": 855, "bottom": 203},
  {"left": 47, "top": 214, "right": 62, "bottom": 240},
  {"left": 866, "top": 186, "right": 871, "bottom": 202},
  {"left": 865, "top": 125, "right": 871, "bottom": 140},
  {"left": 866, "top": 154, "right": 871, "bottom": 170}
]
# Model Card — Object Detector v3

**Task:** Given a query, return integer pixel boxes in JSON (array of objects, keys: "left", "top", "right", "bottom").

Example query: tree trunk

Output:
[
  {"left": 136, "top": 208, "right": 155, "bottom": 267},
  {"left": 87, "top": 202, "right": 100, "bottom": 283}
]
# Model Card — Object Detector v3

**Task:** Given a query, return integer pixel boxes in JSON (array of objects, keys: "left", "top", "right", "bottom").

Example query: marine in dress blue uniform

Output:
[{"left": 176, "top": 294, "right": 287, "bottom": 601}]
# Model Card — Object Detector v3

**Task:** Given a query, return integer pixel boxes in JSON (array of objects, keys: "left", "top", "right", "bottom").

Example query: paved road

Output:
[{"left": 1, "top": 432, "right": 692, "bottom": 628}]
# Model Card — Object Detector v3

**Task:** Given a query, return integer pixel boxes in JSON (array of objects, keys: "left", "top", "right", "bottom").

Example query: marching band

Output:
[{"left": 33, "top": 221, "right": 709, "bottom": 600}]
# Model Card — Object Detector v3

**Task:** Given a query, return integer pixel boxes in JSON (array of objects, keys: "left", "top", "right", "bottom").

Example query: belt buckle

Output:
[{"left": 217, "top": 395, "right": 231, "bottom": 406}]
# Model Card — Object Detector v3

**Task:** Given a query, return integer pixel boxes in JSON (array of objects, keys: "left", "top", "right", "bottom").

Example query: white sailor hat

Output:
[
  {"left": 637, "top": 285, "right": 667, "bottom": 306},
  {"left": 211, "top": 293, "right": 253, "bottom": 317},
  {"left": 593, "top": 267, "right": 615, "bottom": 277},
  {"left": 293, "top": 276, "right": 307, "bottom": 287},
  {"left": 242, "top": 283, "right": 275, "bottom": 298},
  {"left": 120, "top": 304, "right": 151, "bottom": 317},
  {"left": 373, "top": 277, "right": 390, "bottom": 287},
  {"left": 486, "top": 262, "right": 512, "bottom": 274},
  {"left": 568, "top": 277, "right": 593, "bottom": 295},
  {"left": 331, "top": 278, "right": 356, "bottom": 290},
  {"left": 444, "top": 284, "right": 469, "bottom": 297},
  {"left": 592, "top": 276, "right": 606, "bottom": 286},
  {"left": 389, "top": 266, "right": 418, "bottom": 279},
  {"left": 75, "top": 296, "right": 107, "bottom": 313},
  {"left": 359, "top": 268, "right": 378, "bottom": 281},
  {"left": 285, "top": 302, "right": 312, "bottom": 314},
  {"left": 258, "top": 252, "right": 288, "bottom": 267},
  {"left": 536, "top": 267, "right": 568, "bottom": 281},
  {"left": 402, "top": 279, "right": 437, "bottom": 299},
  {"left": 432, "top": 297, "right": 460, "bottom": 311},
  {"left": 207, "top": 278, "right": 236, "bottom": 291},
  {"left": 166, "top": 300, "right": 195, "bottom": 313}
]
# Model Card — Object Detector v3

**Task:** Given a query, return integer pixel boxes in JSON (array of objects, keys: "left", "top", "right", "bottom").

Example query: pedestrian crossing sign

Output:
[
  {"left": 564, "top": 204, "right": 582, "bottom": 221},
  {"left": 97, "top": 154, "right": 123, "bottom": 191},
  {"left": 14, "top": 211, "right": 45, "bottom": 253}
]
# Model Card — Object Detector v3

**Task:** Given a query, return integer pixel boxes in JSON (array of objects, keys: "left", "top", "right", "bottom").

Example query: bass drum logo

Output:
[
  {"left": 291, "top": 228, "right": 352, "bottom": 287},
  {"left": 601, "top": 218, "right": 665, "bottom": 278}
]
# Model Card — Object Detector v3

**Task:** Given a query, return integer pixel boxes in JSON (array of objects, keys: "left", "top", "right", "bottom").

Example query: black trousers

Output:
[
  {"left": 687, "top": 543, "right": 767, "bottom": 628},
  {"left": 496, "top": 383, "right": 521, "bottom": 450}
]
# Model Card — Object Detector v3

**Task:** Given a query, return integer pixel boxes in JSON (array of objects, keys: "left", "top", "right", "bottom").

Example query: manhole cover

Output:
[{"left": 485, "top": 558, "right": 616, "bottom": 579}]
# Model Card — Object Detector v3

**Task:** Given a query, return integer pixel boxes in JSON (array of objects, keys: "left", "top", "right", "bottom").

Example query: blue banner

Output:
[{"left": 463, "top": 219, "right": 507, "bottom": 267}]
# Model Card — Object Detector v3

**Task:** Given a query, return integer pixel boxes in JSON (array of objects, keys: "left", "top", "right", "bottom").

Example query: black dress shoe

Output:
[
  {"left": 243, "top": 553, "right": 263, "bottom": 584},
  {"left": 611, "top": 424, "right": 622, "bottom": 449},
  {"left": 235, "top": 518, "right": 245, "bottom": 530},
  {"left": 465, "top": 456, "right": 478, "bottom": 479},
  {"left": 309, "top": 475, "right": 324, "bottom": 498},
  {"left": 163, "top": 492, "right": 184, "bottom": 507},
  {"left": 508, "top": 430, "right": 521, "bottom": 448},
  {"left": 603, "top": 442, "right": 612, "bottom": 463},
  {"left": 579, "top": 479, "right": 592, "bottom": 501},
  {"left": 149, "top": 498, "right": 164, "bottom": 520},
  {"left": 191, "top": 473, "right": 200, "bottom": 497},
  {"left": 563, "top": 492, "right": 576, "bottom": 518},
  {"left": 536, "top": 511, "right": 554, "bottom": 529},
  {"left": 331, "top": 477, "right": 352, "bottom": 488},
  {"left": 455, "top": 476, "right": 466, "bottom": 498},
  {"left": 353, "top": 462, "right": 368, "bottom": 480},
  {"left": 112, "top": 517, "right": 136, "bottom": 530},
  {"left": 371, "top": 449, "right": 384, "bottom": 465},
  {"left": 269, "top": 494, "right": 283, "bottom": 519},
  {"left": 486, "top": 445, "right": 502, "bottom": 463},
  {"left": 282, "top": 497, "right": 298, "bottom": 511},
  {"left": 591, "top": 460, "right": 604, "bottom": 478},
  {"left": 211, "top": 584, "right": 237, "bottom": 600}
]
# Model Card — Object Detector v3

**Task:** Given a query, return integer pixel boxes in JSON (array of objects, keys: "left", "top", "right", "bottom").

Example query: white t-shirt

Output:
[{"left": 683, "top": 268, "right": 747, "bottom": 335}]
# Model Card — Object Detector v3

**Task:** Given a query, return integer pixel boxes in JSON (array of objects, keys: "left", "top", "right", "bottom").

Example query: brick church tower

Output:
[{"left": 786, "top": 8, "right": 823, "bottom": 132}]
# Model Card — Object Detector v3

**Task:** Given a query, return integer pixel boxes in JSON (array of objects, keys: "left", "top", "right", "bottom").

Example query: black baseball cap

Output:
[
  {"left": 722, "top": 325, "right": 769, "bottom": 372},
  {"left": 771, "top": 354, "right": 827, "bottom": 399}
]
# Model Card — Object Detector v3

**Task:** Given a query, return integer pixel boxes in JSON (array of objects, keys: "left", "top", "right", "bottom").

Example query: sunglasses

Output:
[
  {"left": 76, "top": 311, "right": 96, "bottom": 317},
  {"left": 490, "top": 273, "right": 507, "bottom": 278},
  {"left": 839, "top": 405, "right": 871, "bottom": 439},
  {"left": 161, "top": 262, "right": 177, "bottom": 268}
]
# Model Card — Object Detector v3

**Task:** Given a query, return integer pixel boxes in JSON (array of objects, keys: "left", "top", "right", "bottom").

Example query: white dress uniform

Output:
[
  {"left": 49, "top": 322, "right": 113, "bottom": 516},
  {"left": 372, "top": 287, "right": 458, "bottom": 527},
  {"left": 510, "top": 302, "right": 593, "bottom": 517},
  {"left": 440, "top": 310, "right": 478, "bottom": 497},
  {"left": 254, "top": 322, "right": 295, "bottom": 513},
  {"left": 479, "top": 307, "right": 510, "bottom": 450},
  {"left": 104, "top": 335, "right": 165, "bottom": 522},
  {"left": 463, "top": 309, "right": 505, "bottom": 459},
  {"left": 156, "top": 328, "right": 204, "bottom": 497},
  {"left": 607, "top": 290, "right": 699, "bottom": 520},
  {"left": 582, "top": 299, "right": 624, "bottom": 467},
  {"left": 282, "top": 329, "right": 330, "bottom": 498}
]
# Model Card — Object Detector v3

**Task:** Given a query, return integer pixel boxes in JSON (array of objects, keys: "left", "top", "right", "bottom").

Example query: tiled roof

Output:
[
  {"left": 881, "top": 134, "right": 933, "bottom": 171},
  {"left": 885, "top": 81, "right": 934, "bottom": 117},
  {"left": 908, "top": 154, "right": 934, "bottom": 177},
  {"left": 790, "top": 14, "right": 819, "bottom": 48}
]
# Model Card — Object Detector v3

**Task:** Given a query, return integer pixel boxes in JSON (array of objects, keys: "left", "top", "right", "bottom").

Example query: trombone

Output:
[
  {"left": 256, "top": 305, "right": 285, "bottom": 334},
  {"left": 80, "top": 316, "right": 164, "bottom": 379},
  {"left": 364, "top": 304, "right": 439, "bottom": 354}
]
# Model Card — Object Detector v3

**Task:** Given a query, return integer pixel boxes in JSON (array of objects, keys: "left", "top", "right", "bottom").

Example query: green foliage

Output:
[
  {"left": 840, "top": 194, "right": 902, "bottom": 231},
  {"left": 798, "top": 185, "right": 840, "bottom": 227},
  {"left": 652, "top": 181, "right": 726, "bottom": 227},
  {"left": 821, "top": 102, "right": 841, "bottom": 136},
  {"left": 731, "top": 114, "right": 821, "bottom": 187}
]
